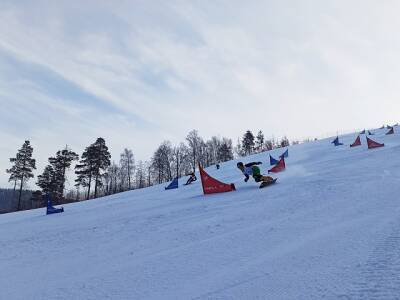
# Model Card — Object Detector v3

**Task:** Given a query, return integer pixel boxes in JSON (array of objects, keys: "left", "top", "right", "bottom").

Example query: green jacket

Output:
[{"left": 242, "top": 162, "right": 262, "bottom": 180}]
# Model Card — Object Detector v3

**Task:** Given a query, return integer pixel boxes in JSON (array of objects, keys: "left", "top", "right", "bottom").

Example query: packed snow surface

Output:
[{"left": 1, "top": 128, "right": 400, "bottom": 299}]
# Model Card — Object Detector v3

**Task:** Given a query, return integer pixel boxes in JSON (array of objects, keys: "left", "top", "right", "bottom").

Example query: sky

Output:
[{"left": 0, "top": 0, "right": 399, "bottom": 189}]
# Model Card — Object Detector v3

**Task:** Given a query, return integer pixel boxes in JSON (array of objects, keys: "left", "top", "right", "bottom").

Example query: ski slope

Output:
[{"left": 1, "top": 127, "right": 400, "bottom": 299}]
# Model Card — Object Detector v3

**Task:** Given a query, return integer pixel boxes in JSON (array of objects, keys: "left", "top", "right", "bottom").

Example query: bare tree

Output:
[
  {"left": 108, "top": 162, "right": 119, "bottom": 194},
  {"left": 186, "top": 130, "right": 203, "bottom": 172},
  {"left": 280, "top": 136, "right": 290, "bottom": 148},
  {"left": 120, "top": 148, "right": 134, "bottom": 190},
  {"left": 135, "top": 160, "right": 146, "bottom": 189},
  {"left": 255, "top": 130, "right": 265, "bottom": 152},
  {"left": 151, "top": 141, "right": 173, "bottom": 184}
]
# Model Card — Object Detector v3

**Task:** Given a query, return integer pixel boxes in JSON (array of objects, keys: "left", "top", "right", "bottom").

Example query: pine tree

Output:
[
  {"left": 7, "top": 141, "right": 36, "bottom": 210},
  {"left": 242, "top": 130, "right": 255, "bottom": 155},
  {"left": 37, "top": 165, "right": 57, "bottom": 195},
  {"left": 37, "top": 146, "right": 78, "bottom": 203},
  {"left": 6, "top": 165, "right": 18, "bottom": 193},
  {"left": 75, "top": 138, "right": 111, "bottom": 200},
  {"left": 217, "top": 138, "right": 234, "bottom": 162},
  {"left": 75, "top": 146, "right": 95, "bottom": 200},
  {"left": 255, "top": 130, "right": 265, "bottom": 152},
  {"left": 48, "top": 146, "right": 79, "bottom": 199}
]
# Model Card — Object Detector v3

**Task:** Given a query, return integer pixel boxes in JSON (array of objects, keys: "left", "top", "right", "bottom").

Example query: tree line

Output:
[{"left": 4, "top": 129, "right": 292, "bottom": 212}]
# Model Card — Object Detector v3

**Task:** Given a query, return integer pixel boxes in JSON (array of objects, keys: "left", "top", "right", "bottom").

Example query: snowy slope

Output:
[{"left": 1, "top": 127, "right": 400, "bottom": 299}]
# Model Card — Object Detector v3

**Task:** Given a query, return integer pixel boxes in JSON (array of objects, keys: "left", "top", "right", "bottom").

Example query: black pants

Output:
[{"left": 253, "top": 175, "right": 262, "bottom": 182}]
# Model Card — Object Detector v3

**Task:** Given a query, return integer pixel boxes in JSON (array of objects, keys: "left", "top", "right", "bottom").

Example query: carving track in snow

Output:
[{"left": 346, "top": 218, "right": 400, "bottom": 300}]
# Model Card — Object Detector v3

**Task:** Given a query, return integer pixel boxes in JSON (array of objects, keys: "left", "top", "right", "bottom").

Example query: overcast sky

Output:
[{"left": 1, "top": 0, "right": 399, "bottom": 188}]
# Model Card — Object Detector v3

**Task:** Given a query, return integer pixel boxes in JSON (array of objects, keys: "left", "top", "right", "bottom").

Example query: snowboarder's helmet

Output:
[{"left": 237, "top": 162, "right": 244, "bottom": 168}]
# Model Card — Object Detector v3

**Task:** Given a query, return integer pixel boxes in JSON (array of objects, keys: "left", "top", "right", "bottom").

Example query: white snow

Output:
[{"left": 1, "top": 127, "right": 400, "bottom": 299}]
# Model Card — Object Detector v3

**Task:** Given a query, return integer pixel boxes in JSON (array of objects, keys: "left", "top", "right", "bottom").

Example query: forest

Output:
[{"left": 2, "top": 129, "right": 292, "bottom": 213}]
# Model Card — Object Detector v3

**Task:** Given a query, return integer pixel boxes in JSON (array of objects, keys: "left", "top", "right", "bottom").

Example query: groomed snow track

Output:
[{"left": 1, "top": 127, "right": 400, "bottom": 299}]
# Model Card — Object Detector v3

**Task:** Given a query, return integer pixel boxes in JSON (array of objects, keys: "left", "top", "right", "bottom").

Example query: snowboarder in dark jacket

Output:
[{"left": 184, "top": 172, "right": 197, "bottom": 185}]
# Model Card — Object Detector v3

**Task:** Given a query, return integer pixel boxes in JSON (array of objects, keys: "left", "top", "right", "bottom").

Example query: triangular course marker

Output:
[
  {"left": 46, "top": 194, "right": 64, "bottom": 215},
  {"left": 350, "top": 135, "right": 361, "bottom": 147},
  {"left": 269, "top": 155, "right": 279, "bottom": 166},
  {"left": 332, "top": 136, "right": 343, "bottom": 146},
  {"left": 386, "top": 127, "right": 394, "bottom": 135},
  {"left": 268, "top": 157, "right": 286, "bottom": 173},
  {"left": 366, "top": 137, "right": 384, "bottom": 149},
  {"left": 279, "top": 149, "right": 289, "bottom": 158},
  {"left": 199, "top": 164, "right": 235, "bottom": 195},
  {"left": 165, "top": 177, "right": 178, "bottom": 190}
]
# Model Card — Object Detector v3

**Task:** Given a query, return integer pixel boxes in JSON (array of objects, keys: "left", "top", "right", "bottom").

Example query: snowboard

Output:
[{"left": 259, "top": 178, "right": 277, "bottom": 189}]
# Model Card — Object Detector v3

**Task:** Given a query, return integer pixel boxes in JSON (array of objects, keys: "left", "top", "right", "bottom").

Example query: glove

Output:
[
  {"left": 257, "top": 161, "right": 262, "bottom": 165},
  {"left": 244, "top": 177, "right": 249, "bottom": 182}
]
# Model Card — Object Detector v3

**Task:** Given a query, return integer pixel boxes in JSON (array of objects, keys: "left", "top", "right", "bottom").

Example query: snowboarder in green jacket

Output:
[{"left": 237, "top": 161, "right": 275, "bottom": 187}]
